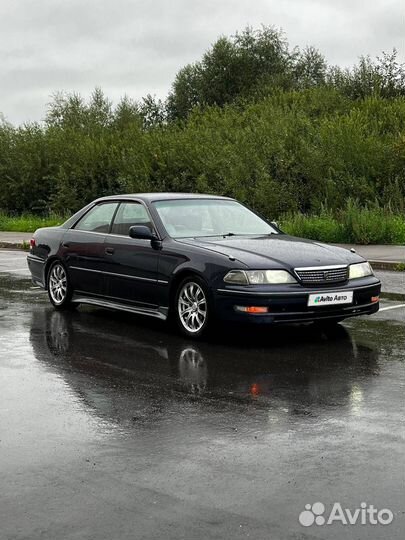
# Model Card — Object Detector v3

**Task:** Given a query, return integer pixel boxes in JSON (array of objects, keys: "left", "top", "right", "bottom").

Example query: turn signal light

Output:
[
  {"left": 371, "top": 296, "right": 379, "bottom": 303},
  {"left": 30, "top": 238, "right": 36, "bottom": 249},
  {"left": 235, "top": 306, "right": 268, "bottom": 314}
]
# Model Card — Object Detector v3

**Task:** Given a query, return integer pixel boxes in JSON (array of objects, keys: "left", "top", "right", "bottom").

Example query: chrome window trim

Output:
[
  {"left": 65, "top": 229, "right": 153, "bottom": 241},
  {"left": 70, "top": 198, "right": 161, "bottom": 240},
  {"left": 67, "top": 229, "right": 106, "bottom": 237}
]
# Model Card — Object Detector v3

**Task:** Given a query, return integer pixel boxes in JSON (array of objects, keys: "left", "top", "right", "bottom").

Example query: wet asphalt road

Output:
[{"left": 0, "top": 250, "right": 404, "bottom": 540}]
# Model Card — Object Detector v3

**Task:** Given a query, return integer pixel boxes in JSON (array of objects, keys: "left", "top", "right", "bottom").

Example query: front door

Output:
[
  {"left": 103, "top": 201, "right": 159, "bottom": 307},
  {"left": 63, "top": 202, "right": 119, "bottom": 295}
]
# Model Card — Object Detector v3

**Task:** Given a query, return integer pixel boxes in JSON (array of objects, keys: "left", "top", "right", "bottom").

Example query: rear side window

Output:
[
  {"left": 74, "top": 203, "right": 118, "bottom": 233},
  {"left": 111, "top": 202, "right": 152, "bottom": 236}
]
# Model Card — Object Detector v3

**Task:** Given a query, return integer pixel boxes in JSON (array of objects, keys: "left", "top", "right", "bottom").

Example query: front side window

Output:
[
  {"left": 153, "top": 199, "right": 277, "bottom": 238},
  {"left": 111, "top": 202, "right": 152, "bottom": 236},
  {"left": 74, "top": 203, "right": 118, "bottom": 233}
]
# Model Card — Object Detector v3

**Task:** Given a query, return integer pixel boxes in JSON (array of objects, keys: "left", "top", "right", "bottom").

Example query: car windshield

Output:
[{"left": 153, "top": 199, "right": 277, "bottom": 238}]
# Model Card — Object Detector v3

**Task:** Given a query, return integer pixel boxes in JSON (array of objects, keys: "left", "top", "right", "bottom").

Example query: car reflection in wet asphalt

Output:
[{"left": 0, "top": 270, "right": 404, "bottom": 540}]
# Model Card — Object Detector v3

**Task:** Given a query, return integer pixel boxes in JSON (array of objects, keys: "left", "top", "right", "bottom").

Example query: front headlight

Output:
[
  {"left": 224, "top": 269, "right": 297, "bottom": 285},
  {"left": 349, "top": 262, "right": 374, "bottom": 279}
]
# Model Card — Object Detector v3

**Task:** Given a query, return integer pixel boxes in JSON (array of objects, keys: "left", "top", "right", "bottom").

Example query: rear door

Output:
[
  {"left": 103, "top": 201, "right": 160, "bottom": 307},
  {"left": 62, "top": 202, "right": 118, "bottom": 295}
]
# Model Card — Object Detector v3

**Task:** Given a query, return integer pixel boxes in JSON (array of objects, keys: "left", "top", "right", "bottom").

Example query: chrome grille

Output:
[{"left": 294, "top": 266, "right": 348, "bottom": 285}]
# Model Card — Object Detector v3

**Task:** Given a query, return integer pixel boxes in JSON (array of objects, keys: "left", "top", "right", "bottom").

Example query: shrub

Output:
[{"left": 281, "top": 201, "right": 405, "bottom": 244}]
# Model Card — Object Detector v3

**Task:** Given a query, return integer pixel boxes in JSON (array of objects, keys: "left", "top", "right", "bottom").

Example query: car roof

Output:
[{"left": 95, "top": 192, "right": 234, "bottom": 203}]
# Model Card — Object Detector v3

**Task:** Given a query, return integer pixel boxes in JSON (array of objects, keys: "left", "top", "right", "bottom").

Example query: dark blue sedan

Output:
[{"left": 27, "top": 193, "right": 381, "bottom": 337}]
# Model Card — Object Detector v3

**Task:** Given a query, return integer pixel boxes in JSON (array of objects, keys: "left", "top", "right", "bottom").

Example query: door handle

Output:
[{"left": 105, "top": 247, "right": 115, "bottom": 255}]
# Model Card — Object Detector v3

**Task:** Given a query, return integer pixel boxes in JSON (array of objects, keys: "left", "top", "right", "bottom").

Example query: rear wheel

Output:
[
  {"left": 47, "top": 261, "right": 75, "bottom": 310},
  {"left": 175, "top": 277, "right": 210, "bottom": 338}
]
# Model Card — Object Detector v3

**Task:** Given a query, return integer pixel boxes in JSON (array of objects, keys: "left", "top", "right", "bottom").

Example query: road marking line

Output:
[
  {"left": 379, "top": 304, "right": 405, "bottom": 312},
  {"left": 0, "top": 257, "right": 27, "bottom": 262}
]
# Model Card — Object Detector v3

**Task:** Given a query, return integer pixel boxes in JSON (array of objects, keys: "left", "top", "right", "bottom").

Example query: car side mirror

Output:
[{"left": 129, "top": 225, "right": 156, "bottom": 240}]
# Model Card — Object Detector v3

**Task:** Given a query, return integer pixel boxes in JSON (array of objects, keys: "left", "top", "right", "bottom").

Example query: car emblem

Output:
[{"left": 324, "top": 271, "right": 332, "bottom": 280}]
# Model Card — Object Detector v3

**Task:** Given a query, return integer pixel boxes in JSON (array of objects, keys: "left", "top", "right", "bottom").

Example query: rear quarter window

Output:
[{"left": 74, "top": 203, "right": 118, "bottom": 233}]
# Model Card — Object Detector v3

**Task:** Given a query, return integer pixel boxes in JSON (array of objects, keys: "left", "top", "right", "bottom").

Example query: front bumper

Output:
[{"left": 214, "top": 278, "right": 381, "bottom": 324}]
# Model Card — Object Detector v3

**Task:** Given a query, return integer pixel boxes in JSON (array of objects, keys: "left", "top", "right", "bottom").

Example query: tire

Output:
[
  {"left": 174, "top": 276, "right": 210, "bottom": 338},
  {"left": 47, "top": 261, "right": 75, "bottom": 310}
]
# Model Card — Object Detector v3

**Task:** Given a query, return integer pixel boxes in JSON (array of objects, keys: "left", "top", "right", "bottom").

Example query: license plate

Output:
[{"left": 308, "top": 291, "right": 353, "bottom": 307}]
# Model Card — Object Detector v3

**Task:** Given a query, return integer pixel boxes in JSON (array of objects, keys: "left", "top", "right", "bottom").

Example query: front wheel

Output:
[
  {"left": 175, "top": 277, "right": 210, "bottom": 338},
  {"left": 47, "top": 261, "right": 75, "bottom": 310}
]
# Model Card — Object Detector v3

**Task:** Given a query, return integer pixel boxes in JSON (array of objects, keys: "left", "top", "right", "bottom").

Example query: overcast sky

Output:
[{"left": 0, "top": 0, "right": 403, "bottom": 124}]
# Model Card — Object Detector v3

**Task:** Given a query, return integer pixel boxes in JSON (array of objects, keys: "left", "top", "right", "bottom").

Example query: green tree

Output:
[
  {"left": 167, "top": 26, "right": 293, "bottom": 119},
  {"left": 293, "top": 46, "right": 327, "bottom": 88}
]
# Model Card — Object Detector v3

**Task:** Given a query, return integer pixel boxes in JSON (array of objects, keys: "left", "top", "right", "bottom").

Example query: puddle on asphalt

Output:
[
  {"left": 0, "top": 274, "right": 404, "bottom": 430},
  {"left": 1, "top": 273, "right": 404, "bottom": 540}
]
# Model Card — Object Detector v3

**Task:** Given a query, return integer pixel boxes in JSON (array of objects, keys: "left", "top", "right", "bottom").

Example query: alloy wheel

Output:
[
  {"left": 49, "top": 263, "right": 68, "bottom": 305},
  {"left": 177, "top": 281, "right": 207, "bottom": 334}
]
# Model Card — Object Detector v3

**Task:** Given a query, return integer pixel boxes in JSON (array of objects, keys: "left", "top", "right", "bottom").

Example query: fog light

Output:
[
  {"left": 371, "top": 296, "right": 379, "bottom": 303},
  {"left": 235, "top": 306, "right": 268, "bottom": 313}
]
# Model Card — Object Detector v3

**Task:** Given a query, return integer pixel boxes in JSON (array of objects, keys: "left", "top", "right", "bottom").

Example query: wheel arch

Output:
[
  {"left": 44, "top": 256, "right": 64, "bottom": 289},
  {"left": 168, "top": 269, "right": 209, "bottom": 312}
]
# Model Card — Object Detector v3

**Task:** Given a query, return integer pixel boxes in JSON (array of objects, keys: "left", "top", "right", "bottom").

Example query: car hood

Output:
[{"left": 178, "top": 235, "right": 364, "bottom": 269}]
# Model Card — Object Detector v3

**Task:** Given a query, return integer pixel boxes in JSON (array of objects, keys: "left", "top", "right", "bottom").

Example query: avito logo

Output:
[{"left": 299, "top": 502, "right": 394, "bottom": 527}]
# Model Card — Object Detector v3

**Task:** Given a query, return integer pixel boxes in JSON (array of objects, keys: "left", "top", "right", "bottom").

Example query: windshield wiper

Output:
[
  {"left": 196, "top": 232, "right": 239, "bottom": 238},
  {"left": 221, "top": 232, "right": 275, "bottom": 237},
  {"left": 192, "top": 232, "right": 272, "bottom": 239}
]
